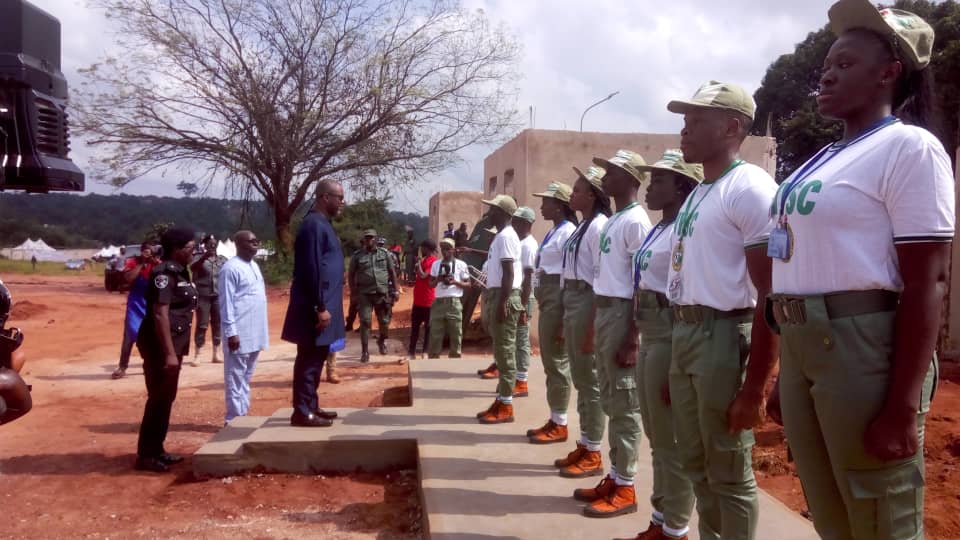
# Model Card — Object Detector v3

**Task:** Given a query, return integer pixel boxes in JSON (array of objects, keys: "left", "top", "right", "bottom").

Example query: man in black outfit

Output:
[{"left": 281, "top": 179, "right": 347, "bottom": 428}]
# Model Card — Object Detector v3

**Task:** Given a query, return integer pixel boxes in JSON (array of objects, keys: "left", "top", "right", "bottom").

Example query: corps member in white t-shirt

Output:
[
  {"left": 574, "top": 149, "right": 652, "bottom": 518},
  {"left": 766, "top": 4, "right": 954, "bottom": 538},
  {"left": 624, "top": 150, "right": 702, "bottom": 540},
  {"left": 427, "top": 238, "right": 471, "bottom": 359},
  {"left": 526, "top": 183, "right": 579, "bottom": 445},
  {"left": 476, "top": 194, "right": 524, "bottom": 425},
  {"left": 664, "top": 80, "right": 778, "bottom": 540},
  {"left": 511, "top": 207, "right": 539, "bottom": 399},
  {"left": 554, "top": 166, "right": 612, "bottom": 480}
]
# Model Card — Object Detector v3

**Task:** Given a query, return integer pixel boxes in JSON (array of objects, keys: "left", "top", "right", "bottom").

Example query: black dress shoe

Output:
[
  {"left": 314, "top": 409, "right": 338, "bottom": 420},
  {"left": 135, "top": 456, "right": 170, "bottom": 473},
  {"left": 378, "top": 340, "right": 388, "bottom": 355},
  {"left": 290, "top": 412, "right": 333, "bottom": 427},
  {"left": 360, "top": 351, "right": 370, "bottom": 363},
  {"left": 159, "top": 453, "right": 184, "bottom": 464}
]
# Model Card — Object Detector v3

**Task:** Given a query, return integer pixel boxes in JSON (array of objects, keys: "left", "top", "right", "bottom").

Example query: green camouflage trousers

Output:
[
  {"left": 536, "top": 274, "right": 571, "bottom": 413},
  {"left": 359, "top": 293, "right": 391, "bottom": 351},
  {"left": 563, "top": 280, "right": 604, "bottom": 445},
  {"left": 516, "top": 296, "right": 534, "bottom": 375},
  {"left": 428, "top": 297, "right": 463, "bottom": 357},
  {"left": 482, "top": 287, "right": 522, "bottom": 398}
]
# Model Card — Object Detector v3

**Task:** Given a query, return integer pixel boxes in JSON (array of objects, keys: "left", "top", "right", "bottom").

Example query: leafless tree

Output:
[{"left": 74, "top": 0, "right": 521, "bottom": 253}]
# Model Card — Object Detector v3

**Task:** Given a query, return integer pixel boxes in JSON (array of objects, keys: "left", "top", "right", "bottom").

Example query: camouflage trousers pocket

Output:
[{"left": 847, "top": 460, "right": 924, "bottom": 540}]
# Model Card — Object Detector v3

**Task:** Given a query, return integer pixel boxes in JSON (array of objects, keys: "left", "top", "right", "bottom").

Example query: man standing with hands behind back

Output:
[{"left": 281, "top": 180, "right": 346, "bottom": 428}]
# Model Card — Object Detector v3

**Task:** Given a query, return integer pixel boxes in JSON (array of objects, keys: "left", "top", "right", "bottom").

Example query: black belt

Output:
[
  {"left": 635, "top": 290, "right": 669, "bottom": 309},
  {"left": 771, "top": 290, "right": 898, "bottom": 326},
  {"left": 563, "top": 279, "right": 591, "bottom": 291},
  {"left": 673, "top": 305, "right": 753, "bottom": 324},
  {"left": 595, "top": 295, "right": 631, "bottom": 308},
  {"left": 538, "top": 274, "right": 562, "bottom": 284},
  {"left": 434, "top": 296, "right": 460, "bottom": 303}
]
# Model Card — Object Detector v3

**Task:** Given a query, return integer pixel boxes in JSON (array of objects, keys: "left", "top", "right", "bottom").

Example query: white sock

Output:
[
  {"left": 586, "top": 442, "right": 602, "bottom": 452},
  {"left": 663, "top": 524, "right": 690, "bottom": 538},
  {"left": 516, "top": 371, "right": 528, "bottom": 382},
  {"left": 651, "top": 511, "right": 665, "bottom": 526},
  {"left": 550, "top": 411, "right": 568, "bottom": 425},
  {"left": 609, "top": 466, "right": 617, "bottom": 479},
  {"left": 499, "top": 396, "right": 513, "bottom": 404},
  {"left": 614, "top": 473, "right": 634, "bottom": 486}
]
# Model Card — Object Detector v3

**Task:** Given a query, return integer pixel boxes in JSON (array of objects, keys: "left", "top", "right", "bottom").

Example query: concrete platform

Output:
[{"left": 194, "top": 356, "right": 817, "bottom": 539}]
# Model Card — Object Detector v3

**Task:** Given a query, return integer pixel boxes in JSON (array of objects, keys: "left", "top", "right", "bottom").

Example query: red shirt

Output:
[
  {"left": 413, "top": 255, "right": 437, "bottom": 307},
  {"left": 124, "top": 257, "right": 156, "bottom": 280}
]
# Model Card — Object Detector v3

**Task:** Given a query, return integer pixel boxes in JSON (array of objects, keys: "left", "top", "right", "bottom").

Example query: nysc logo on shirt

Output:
[
  {"left": 771, "top": 180, "right": 823, "bottom": 217},
  {"left": 599, "top": 232, "right": 611, "bottom": 254},
  {"left": 636, "top": 250, "right": 652, "bottom": 271},
  {"left": 675, "top": 210, "right": 699, "bottom": 238}
]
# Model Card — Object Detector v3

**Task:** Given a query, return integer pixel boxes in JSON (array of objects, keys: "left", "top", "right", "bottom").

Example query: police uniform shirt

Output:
[
  {"left": 137, "top": 261, "right": 198, "bottom": 357},
  {"left": 193, "top": 254, "right": 227, "bottom": 296},
  {"left": 771, "top": 122, "right": 955, "bottom": 295},
  {"left": 485, "top": 224, "right": 523, "bottom": 290},
  {"left": 594, "top": 205, "right": 652, "bottom": 299},
  {"left": 537, "top": 221, "right": 576, "bottom": 276},
  {"left": 354, "top": 247, "right": 392, "bottom": 295},
  {"left": 431, "top": 258, "right": 471, "bottom": 299},
  {"left": 633, "top": 222, "right": 674, "bottom": 294},
  {"left": 562, "top": 215, "right": 608, "bottom": 287},
  {"left": 666, "top": 163, "right": 777, "bottom": 310}
]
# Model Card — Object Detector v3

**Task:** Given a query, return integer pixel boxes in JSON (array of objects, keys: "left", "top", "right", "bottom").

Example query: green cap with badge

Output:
[
  {"left": 532, "top": 182, "right": 573, "bottom": 203},
  {"left": 593, "top": 149, "right": 648, "bottom": 184},
  {"left": 363, "top": 229, "right": 377, "bottom": 238},
  {"left": 572, "top": 165, "right": 607, "bottom": 190},
  {"left": 512, "top": 206, "right": 536, "bottom": 224},
  {"left": 667, "top": 80, "right": 756, "bottom": 120},
  {"left": 636, "top": 149, "right": 704, "bottom": 184},
  {"left": 481, "top": 194, "right": 518, "bottom": 216},
  {"left": 828, "top": 0, "right": 934, "bottom": 71}
]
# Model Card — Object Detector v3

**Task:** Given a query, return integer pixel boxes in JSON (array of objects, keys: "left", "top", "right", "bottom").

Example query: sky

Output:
[{"left": 30, "top": 0, "right": 840, "bottom": 213}]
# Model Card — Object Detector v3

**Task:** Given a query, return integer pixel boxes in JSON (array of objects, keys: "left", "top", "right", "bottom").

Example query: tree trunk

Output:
[{"left": 275, "top": 207, "right": 294, "bottom": 259}]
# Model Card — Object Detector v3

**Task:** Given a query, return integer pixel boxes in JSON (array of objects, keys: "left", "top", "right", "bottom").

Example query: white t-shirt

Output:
[
  {"left": 666, "top": 162, "right": 777, "bottom": 310},
  {"left": 771, "top": 122, "right": 955, "bottom": 295},
  {"left": 485, "top": 224, "right": 523, "bottom": 290},
  {"left": 595, "top": 204, "right": 653, "bottom": 299},
  {"left": 562, "top": 214, "right": 608, "bottom": 286},
  {"left": 520, "top": 235, "right": 538, "bottom": 270},
  {"left": 633, "top": 222, "right": 674, "bottom": 294},
  {"left": 430, "top": 258, "right": 471, "bottom": 298},
  {"left": 537, "top": 221, "right": 576, "bottom": 276}
]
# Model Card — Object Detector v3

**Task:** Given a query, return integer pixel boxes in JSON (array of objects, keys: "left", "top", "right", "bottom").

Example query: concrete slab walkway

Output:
[{"left": 194, "top": 355, "right": 817, "bottom": 540}]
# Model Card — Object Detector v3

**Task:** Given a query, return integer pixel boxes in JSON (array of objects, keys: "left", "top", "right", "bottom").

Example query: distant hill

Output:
[{"left": 0, "top": 193, "right": 427, "bottom": 249}]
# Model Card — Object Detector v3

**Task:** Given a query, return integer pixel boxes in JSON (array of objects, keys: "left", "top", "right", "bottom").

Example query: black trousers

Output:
[
  {"left": 345, "top": 296, "right": 359, "bottom": 328},
  {"left": 408, "top": 305, "right": 431, "bottom": 355},
  {"left": 194, "top": 295, "right": 221, "bottom": 348},
  {"left": 292, "top": 341, "right": 330, "bottom": 417},
  {"left": 136, "top": 352, "right": 182, "bottom": 458}
]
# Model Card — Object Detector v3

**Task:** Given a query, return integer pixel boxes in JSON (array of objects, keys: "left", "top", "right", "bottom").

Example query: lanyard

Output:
[
  {"left": 633, "top": 221, "right": 671, "bottom": 289},
  {"left": 562, "top": 220, "right": 589, "bottom": 276},
  {"left": 539, "top": 220, "right": 569, "bottom": 254},
  {"left": 776, "top": 115, "right": 899, "bottom": 221},
  {"left": 600, "top": 201, "right": 639, "bottom": 240},
  {"left": 674, "top": 159, "right": 742, "bottom": 238}
]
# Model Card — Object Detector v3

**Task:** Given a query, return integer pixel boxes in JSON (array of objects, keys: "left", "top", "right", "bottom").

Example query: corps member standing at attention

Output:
[
  {"left": 554, "top": 165, "right": 611, "bottom": 479},
  {"left": 512, "top": 207, "right": 538, "bottom": 399},
  {"left": 526, "top": 182, "right": 578, "bottom": 445},
  {"left": 767, "top": 2, "right": 954, "bottom": 538},
  {"left": 574, "top": 150, "right": 652, "bottom": 518},
  {"left": 475, "top": 195, "right": 524, "bottom": 425},
  {"left": 664, "top": 81, "right": 778, "bottom": 540},
  {"left": 618, "top": 150, "right": 701, "bottom": 540}
]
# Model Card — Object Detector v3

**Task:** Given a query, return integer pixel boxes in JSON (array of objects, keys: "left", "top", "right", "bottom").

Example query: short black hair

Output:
[
  {"left": 160, "top": 227, "right": 196, "bottom": 259},
  {"left": 420, "top": 238, "right": 437, "bottom": 251}
]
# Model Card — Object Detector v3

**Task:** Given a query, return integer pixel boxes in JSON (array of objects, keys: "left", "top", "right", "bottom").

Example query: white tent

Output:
[
  {"left": 7, "top": 238, "right": 67, "bottom": 262},
  {"left": 216, "top": 239, "right": 237, "bottom": 259},
  {"left": 95, "top": 245, "right": 122, "bottom": 259}
]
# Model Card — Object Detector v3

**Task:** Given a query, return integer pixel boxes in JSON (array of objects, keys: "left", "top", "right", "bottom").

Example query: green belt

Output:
[
  {"left": 595, "top": 295, "right": 632, "bottom": 308},
  {"left": 563, "top": 278, "right": 591, "bottom": 291},
  {"left": 672, "top": 304, "right": 752, "bottom": 324},
  {"left": 434, "top": 296, "right": 460, "bottom": 304},
  {"left": 538, "top": 273, "right": 562, "bottom": 285},
  {"left": 635, "top": 289, "right": 669, "bottom": 309},
  {"left": 770, "top": 290, "right": 899, "bottom": 326}
]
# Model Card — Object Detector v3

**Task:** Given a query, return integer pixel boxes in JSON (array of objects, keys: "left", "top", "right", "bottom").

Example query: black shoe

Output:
[
  {"left": 159, "top": 453, "right": 184, "bottom": 464},
  {"left": 135, "top": 456, "right": 170, "bottom": 473},
  {"left": 360, "top": 351, "right": 370, "bottom": 363},
  {"left": 314, "top": 409, "right": 338, "bottom": 420},
  {"left": 111, "top": 367, "right": 126, "bottom": 379},
  {"left": 290, "top": 412, "right": 333, "bottom": 427},
  {"left": 378, "top": 340, "right": 387, "bottom": 355}
]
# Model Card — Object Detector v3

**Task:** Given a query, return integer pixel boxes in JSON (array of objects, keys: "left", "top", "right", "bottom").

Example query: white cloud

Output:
[{"left": 30, "top": 0, "right": 839, "bottom": 210}]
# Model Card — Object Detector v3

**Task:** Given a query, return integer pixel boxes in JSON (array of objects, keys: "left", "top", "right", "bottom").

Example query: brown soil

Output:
[
  {"left": 754, "top": 362, "right": 960, "bottom": 539},
  {"left": 0, "top": 273, "right": 420, "bottom": 539}
]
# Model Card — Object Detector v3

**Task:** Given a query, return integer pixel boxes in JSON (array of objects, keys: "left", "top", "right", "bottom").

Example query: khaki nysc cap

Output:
[
  {"left": 512, "top": 206, "right": 536, "bottom": 223},
  {"left": 829, "top": 0, "right": 934, "bottom": 71},
  {"left": 481, "top": 194, "right": 518, "bottom": 216},
  {"left": 592, "top": 149, "right": 649, "bottom": 184},
  {"left": 572, "top": 165, "right": 607, "bottom": 190},
  {"left": 667, "top": 80, "right": 756, "bottom": 121},
  {"left": 532, "top": 182, "right": 573, "bottom": 203},
  {"left": 439, "top": 237, "right": 456, "bottom": 249},
  {"left": 636, "top": 149, "right": 704, "bottom": 185},
  {"left": 363, "top": 229, "right": 378, "bottom": 238}
]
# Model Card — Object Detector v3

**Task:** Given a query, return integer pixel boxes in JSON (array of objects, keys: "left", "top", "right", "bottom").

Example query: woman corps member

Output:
[
  {"left": 768, "top": 2, "right": 954, "bottom": 538},
  {"left": 554, "top": 166, "right": 611, "bottom": 479},
  {"left": 619, "top": 150, "right": 701, "bottom": 540},
  {"left": 526, "top": 182, "right": 578, "bottom": 445}
]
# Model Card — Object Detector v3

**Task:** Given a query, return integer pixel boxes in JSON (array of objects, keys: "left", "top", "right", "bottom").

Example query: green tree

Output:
[{"left": 753, "top": 0, "right": 960, "bottom": 180}]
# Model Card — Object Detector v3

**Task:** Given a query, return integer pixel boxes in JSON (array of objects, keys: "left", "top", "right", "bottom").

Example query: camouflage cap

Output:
[
  {"left": 636, "top": 149, "right": 704, "bottom": 184},
  {"left": 829, "top": 0, "right": 934, "bottom": 71},
  {"left": 363, "top": 229, "right": 378, "bottom": 238},
  {"left": 532, "top": 181, "right": 573, "bottom": 203},
  {"left": 512, "top": 206, "right": 536, "bottom": 223},
  {"left": 572, "top": 165, "right": 607, "bottom": 190},
  {"left": 481, "top": 194, "right": 518, "bottom": 216},
  {"left": 592, "top": 149, "right": 649, "bottom": 184},
  {"left": 667, "top": 80, "right": 756, "bottom": 120}
]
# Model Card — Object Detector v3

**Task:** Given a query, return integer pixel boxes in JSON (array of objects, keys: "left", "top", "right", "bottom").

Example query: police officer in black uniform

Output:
[{"left": 135, "top": 228, "right": 198, "bottom": 472}]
